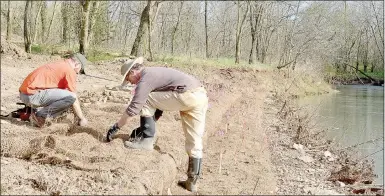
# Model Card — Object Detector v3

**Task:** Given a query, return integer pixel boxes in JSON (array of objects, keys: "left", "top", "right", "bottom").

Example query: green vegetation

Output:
[
  {"left": 28, "top": 43, "right": 128, "bottom": 63},
  {"left": 30, "top": 44, "right": 76, "bottom": 56},
  {"left": 153, "top": 54, "right": 273, "bottom": 71},
  {"left": 86, "top": 50, "right": 127, "bottom": 62},
  {"left": 31, "top": 44, "right": 51, "bottom": 54},
  {"left": 25, "top": 44, "right": 382, "bottom": 86},
  {"left": 360, "top": 71, "right": 384, "bottom": 80},
  {"left": 324, "top": 64, "right": 384, "bottom": 83}
]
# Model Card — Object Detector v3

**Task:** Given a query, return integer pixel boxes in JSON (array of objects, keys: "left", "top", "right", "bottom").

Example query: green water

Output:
[{"left": 300, "top": 85, "right": 384, "bottom": 184}]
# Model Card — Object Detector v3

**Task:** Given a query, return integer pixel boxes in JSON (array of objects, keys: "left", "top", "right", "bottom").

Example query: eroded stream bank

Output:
[{"left": 264, "top": 70, "right": 383, "bottom": 195}]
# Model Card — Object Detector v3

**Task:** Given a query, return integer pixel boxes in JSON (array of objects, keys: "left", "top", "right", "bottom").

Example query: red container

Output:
[{"left": 19, "top": 112, "right": 30, "bottom": 121}]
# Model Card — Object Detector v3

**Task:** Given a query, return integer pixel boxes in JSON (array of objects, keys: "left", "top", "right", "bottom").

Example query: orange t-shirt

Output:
[{"left": 19, "top": 59, "right": 77, "bottom": 95}]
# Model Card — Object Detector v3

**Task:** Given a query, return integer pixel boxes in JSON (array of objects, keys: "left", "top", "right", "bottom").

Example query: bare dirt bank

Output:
[{"left": 1, "top": 51, "right": 381, "bottom": 195}]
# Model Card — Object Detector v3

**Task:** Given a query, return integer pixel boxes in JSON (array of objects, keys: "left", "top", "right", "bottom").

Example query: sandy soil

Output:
[
  {"left": 1, "top": 37, "right": 381, "bottom": 195},
  {"left": 0, "top": 46, "right": 279, "bottom": 195}
]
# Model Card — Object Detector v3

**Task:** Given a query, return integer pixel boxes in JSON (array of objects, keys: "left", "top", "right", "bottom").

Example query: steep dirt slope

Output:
[{"left": 1, "top": 53, "right": 276, "bottom": 194}]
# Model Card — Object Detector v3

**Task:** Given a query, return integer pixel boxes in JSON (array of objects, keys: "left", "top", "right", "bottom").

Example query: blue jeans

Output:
[{"left": 19, "top": 89, "right": 76, "bottom": 118}]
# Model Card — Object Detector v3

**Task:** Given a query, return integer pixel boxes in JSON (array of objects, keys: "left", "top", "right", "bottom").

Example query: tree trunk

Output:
[
  {"left": 342, "top": 1, "right": 348, "bottom": 72},
  {"left": 24, "top": 0, "right": 32, "bottom": 53},
  {"left": 235, "top": 1, "right": 241, "bottom": 63},
  {"left": 171, "top": 2, "right": 184, "bottom": 55},
  {"left": 6, "top": 0, "right": 12, "bottom": 41},
  {"left": 123, "top": 10, "right": 132, "bottom": 53},
  {"left": 160, "top": 14, "right": 165, "bottom": 51},
  {"left": 61, "top": 1, "right": 69, "bottom": 44},
  {"left": 32, "top": 2, "right": 44, "bottom": 44},
  {"left": 278, "top": 1, "right": 300, "bottom": 69},
  {"left": 249, "top": 2, "right": 263, "bottom": 64},
  {"left": 235, "top": 1, "right": 249, "bottom": 64},
  {"left": 150, "top": 1, "right": 161, "bottom": 34},
  {"left": 45, "top": 1, "right": 57, "bottom": 43},
  {"left": 88, "top": 1, "right": 100, "bottom": 47},
  {"left": 363, "top": 59, "right": 368, "bottom": 72},
  {"left": 79, "top": 0, "right": 91, "bottom": 55},
  {"left": 370, "top": 61, "right": 375, "bottom": 73},
  {"left": 205, "top": 0, "right": 209, "bottom": 58},
  {"left": 130, "top": 1, "right": 150, "bottom": 57},
  {"left": 147, "top": 1, "right": 160, "bottom": 61},
  {"left": 259, "top": 3, "right": 273, "bottom": 63},
  {"left": 105, "top": 2, "right": 121, "bottom": 47},
  {"left": 363, "top": 29, "right": 369, "bottom": 72},
  {"left": 248, "top": 2, "right": 256, "bottom": 64},
  {"left": 40, "top": 1, "right": 47, "bottom": 43},
  {"left": 371, "top": 2, "right": 384, "bottom": 48},
  {"left": 356, "top": 30, "right": 362, "bottom": 71}
]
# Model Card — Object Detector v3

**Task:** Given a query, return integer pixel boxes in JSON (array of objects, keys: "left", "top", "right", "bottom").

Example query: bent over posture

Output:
[
  {"left": 106, "top": 57, "right": 208, "bottom": 192},
  {"left": 19, "top": 53, "right": 88, "bottom": 127}
]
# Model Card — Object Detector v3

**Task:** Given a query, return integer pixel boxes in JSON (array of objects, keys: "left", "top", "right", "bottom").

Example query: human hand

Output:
[
  {"left": 106, "top": 123, "right": 120, "bottom": 142},
  {"left": 78, "top": 118, "right": 88, "bottom": 127}
]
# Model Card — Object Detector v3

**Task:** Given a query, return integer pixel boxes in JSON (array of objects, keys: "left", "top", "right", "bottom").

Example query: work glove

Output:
[
  {"left": 154, "top": 109, "right": 163, "bottom": 121},
  {"left": 106, "top": 123, "right": 120, "bottom": 142}
]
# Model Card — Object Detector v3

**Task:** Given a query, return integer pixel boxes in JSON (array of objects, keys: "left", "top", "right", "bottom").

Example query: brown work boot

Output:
[{"left": 30, "top": 113, "right": 46, "bottom": 128}]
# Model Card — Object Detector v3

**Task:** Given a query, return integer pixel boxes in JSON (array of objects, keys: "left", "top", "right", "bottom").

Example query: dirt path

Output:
[{"left": 1, "top": 53, "right": 278, "bottom": 194}]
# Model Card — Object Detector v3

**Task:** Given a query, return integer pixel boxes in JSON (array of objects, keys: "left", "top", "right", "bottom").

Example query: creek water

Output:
[{"left": 300, "top": 85, "right": 384, "bottom": 184}]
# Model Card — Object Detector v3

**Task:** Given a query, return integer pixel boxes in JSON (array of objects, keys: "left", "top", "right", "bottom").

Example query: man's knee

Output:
[
  {"left": 63, "top": 96, "right": 76, "bottom": 106},
  {"left": 68, "top": 92, "right": 77, "bottom": 99}
]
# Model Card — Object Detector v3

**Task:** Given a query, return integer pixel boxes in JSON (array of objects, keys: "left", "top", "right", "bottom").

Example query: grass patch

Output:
[
  {"left": 86, "top": 50, "right": 129, "bottom": 63},
  {"left": 152, "top": 54, "right": 273, "bottom": 71},
  {"left": 31, "top": 44, "right": 51, "bottom": 54},
  {"left": 359, "top": 71, "right": 384, "bottom": 80},
  {"left": 324, "top": 64, "right": 384, "bottom": 82},
  {"left": 86, "top": 51, "right": 116, "bottom": 62},
  {"left": 28, "top": 44, "right": 128, "bottom": 63},
  {"left": 29, "top": 44, "right": 78, "bottom": 56}
]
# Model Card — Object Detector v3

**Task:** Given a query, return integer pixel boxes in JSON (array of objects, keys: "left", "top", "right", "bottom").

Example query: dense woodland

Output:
[{"left": 1, "top": 1, "right": 384, "bottom": 80}]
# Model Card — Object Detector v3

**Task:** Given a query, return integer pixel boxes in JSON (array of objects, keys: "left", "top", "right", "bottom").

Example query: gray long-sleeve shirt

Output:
[{"left": 125, "top": 67, "right": 202, "bottom": 116}]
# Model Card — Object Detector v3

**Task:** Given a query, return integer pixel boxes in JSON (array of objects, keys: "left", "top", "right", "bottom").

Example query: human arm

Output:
[
  {"left": 64, "top": 71, "right": 87, "bottom": 125},
  {"left": 106, "top": 80, "right": 153, "bottom": 142},
  {"left": 105, "top": 111, "right": 133, "bottom": 142},
  {"left": 65, "top": 71, "right": 77, "bottom": 92}
]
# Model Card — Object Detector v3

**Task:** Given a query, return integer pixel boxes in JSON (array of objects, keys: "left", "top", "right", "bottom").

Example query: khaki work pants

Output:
[{"left": 140, "top": 87, "right": 208, "bottom": 158}]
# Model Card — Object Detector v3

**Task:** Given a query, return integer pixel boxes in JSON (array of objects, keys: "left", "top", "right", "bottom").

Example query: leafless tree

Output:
[
  {"left": 6, "top": 0, "right": 12, "bottom": 41},
  {"left": 40, "top": 1, "right": 47, "bottom": 44},
  {"left": 79, "top": 0, "right": 91, "bottom": 55},
  {"left": 130, "top": 0, "right": 151, "bottom": 57},
  {"left": 235, "top": 0, "right": 249, "bottom": 64},
  {"left": 205, "top": 0, "right": 209, "bottom": 58},
  {"left": 44, "top": 1, "right": 57, "bottom": 43},
  {"left": 23, "top": 0, "right": 32, "bottom": 53},
  {"left": 171, "top": 1, "right": 183, "bottom": 55}
]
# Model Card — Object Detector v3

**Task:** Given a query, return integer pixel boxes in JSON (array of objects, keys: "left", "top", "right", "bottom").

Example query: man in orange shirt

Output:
[{"left": 19, "top": 53, "right": 88, "bottom": 127}]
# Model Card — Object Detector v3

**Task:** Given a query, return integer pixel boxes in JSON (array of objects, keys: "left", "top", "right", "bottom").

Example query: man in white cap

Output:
[
  {"left": 105, "top": 57, "right": 208, "bottom": 192},
  {"left": 19, "top": 53, "right": 88, "bottom": 127}
]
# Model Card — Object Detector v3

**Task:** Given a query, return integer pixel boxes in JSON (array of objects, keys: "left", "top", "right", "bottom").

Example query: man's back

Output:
[
  {"left": 141, "top": 67, "right": 202, "bottom": 93},
  {"left": 19, "top": 60, "right": 77, "bottom": 94}
]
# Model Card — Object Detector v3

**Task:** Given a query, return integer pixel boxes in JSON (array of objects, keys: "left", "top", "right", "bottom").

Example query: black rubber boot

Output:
[
  {"left": 125, "top": 116, "right": 156, "bottom": 150},
  {"left": 178, "top": 157, "right": 202, "bottom": 192},
  {"left": 130, "top": 109, "right": 163, "bottom": 139}
]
